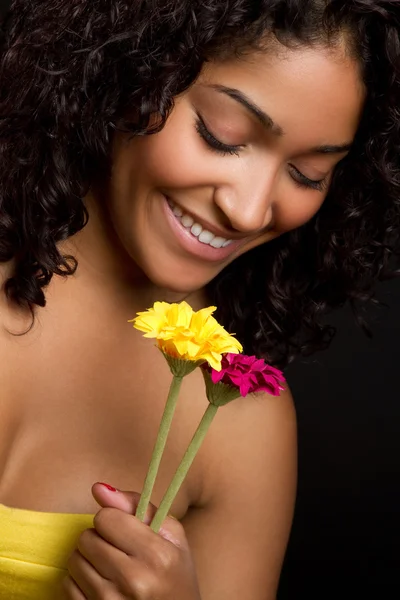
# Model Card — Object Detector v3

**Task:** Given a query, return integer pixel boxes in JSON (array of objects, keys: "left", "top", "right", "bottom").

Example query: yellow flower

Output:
[{"left": 130, "top": 301, "right": 242, "bottom": 371}]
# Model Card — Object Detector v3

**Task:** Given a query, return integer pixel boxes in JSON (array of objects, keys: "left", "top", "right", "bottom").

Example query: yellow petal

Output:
[
  {"left": 172, "top": 338, "right": 191, "bottom": 356},
  {"left": 132, "top": 301, "right": 241, "bottom": 367},
  {"left": 204, "top": 352, "right": 223, "bottom": 371},
  {"left": 185, "top": 340, "right": 202, "bottom": 358}
]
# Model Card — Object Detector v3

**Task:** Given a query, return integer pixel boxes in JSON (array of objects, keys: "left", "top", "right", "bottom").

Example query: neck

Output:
[{"left": 62, "top": 193, "right": 206, "bottom": 311}]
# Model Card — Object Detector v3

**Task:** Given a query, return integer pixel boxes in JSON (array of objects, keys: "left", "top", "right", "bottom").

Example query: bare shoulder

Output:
[
  {"left": 200, "top": 382, "right": 297, "bottom": 504},
  {"left": 180, "top": 381, "right": 297, "bottom": 599}
]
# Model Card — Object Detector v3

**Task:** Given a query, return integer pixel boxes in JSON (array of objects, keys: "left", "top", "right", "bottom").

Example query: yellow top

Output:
[{"left": 0, "top": 503, "right": 94, "bottom": 599}]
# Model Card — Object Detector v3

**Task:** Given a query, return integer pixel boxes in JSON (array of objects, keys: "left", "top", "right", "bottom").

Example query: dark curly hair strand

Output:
[{"left": 0, "top": 0, "right": 399, "bottom": 366}]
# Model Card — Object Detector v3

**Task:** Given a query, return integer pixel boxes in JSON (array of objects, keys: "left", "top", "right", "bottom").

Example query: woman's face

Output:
[{"left": 104, "top": 42, "right": 364, "bottom": 293}]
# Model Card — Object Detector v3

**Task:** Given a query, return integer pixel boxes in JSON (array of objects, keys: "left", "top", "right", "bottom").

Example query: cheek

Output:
[
  {"left": 274, "top": 190, "right": 325, "bottom": 232},
  {"left": 129, "top": 110, "right": 207, "bottom": 189}
]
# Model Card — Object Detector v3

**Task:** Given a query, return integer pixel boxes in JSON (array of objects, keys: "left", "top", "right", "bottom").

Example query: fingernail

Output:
[{"left": 98, "top": 482, "right": 118, "bottom": 492}]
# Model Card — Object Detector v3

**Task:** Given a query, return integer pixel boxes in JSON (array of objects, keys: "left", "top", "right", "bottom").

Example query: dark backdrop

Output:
[
  {"left": 0, "top": 0, "right": 10, "bottom": 21},
  {"left": 1, "top": 0, "right": 397, "bottom": 595},
  {"left": 0, "top": 0, "right": 10, "bottom": 14},
  {"left": 278, "top": 277, "right": 400, "bottom": 598}
]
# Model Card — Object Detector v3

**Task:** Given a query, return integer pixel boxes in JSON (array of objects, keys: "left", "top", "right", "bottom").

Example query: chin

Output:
[{"left": 143, "top": 262, "right": 215, "bottom": 296}]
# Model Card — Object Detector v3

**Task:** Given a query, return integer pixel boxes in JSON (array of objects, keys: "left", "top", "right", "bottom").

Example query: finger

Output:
[
  {"left": 94, "top": 507, "right": 164, "bottom": 558},
  {"left": 92, "top": 483, "right": 156, "bottom": 525},
  {"left": 77, "top": 526, "right": 154, "bottom": 599},
  {"left": 77, "top": 527, "right": 133, "bottom": 582},
  {"left": 94, "top": 505, "right": 190, "bottom": 557},
  {"left": 67, "top": 546, "right": 120, "bottom": 600},
  {"left": 62, "top": 575, "right": 87, "bottom": 600}
]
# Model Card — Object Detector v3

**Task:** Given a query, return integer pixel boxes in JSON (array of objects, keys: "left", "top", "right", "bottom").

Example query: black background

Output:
[
  {"left": 0, "top": 0, "right": 10, "bottom": 16},
  {"left": 1, "top": 0, "right": 397, "bottom": 589},
  {"left": 278, "top": 277, "right": 400, "bottom": 598}
]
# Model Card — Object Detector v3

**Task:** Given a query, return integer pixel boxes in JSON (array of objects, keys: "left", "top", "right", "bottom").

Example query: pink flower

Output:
[{"left": 203, "top": 353, "right": 285, "bottom": 397}]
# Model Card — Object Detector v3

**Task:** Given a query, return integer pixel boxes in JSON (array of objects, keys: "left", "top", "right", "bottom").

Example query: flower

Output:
[
  {"left": 152, "top": 354, "right": 285, "bottom": 531},
  {"left": 204, "top": 353, "right": 286, "bottom": 398},
  {"left": 130, "top": 301, "right": 243, "bottom": 525},
  {"left": 130, "top": 301, "right": 242, "bottom": 371}
]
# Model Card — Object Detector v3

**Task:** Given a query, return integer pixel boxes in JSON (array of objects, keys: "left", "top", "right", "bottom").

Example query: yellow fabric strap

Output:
[{"left": 0, "top": 503, "right": 94, "bottom": 599}]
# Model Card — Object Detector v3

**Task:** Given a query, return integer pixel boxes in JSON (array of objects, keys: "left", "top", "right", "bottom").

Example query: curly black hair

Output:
[{"left": 0, "top": 0, "right": 399, "bottom": 366}]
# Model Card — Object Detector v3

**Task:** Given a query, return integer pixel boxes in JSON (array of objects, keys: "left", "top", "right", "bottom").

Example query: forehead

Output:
[{"left": 196, "top": 44, "right": 365, "bottom": 149}]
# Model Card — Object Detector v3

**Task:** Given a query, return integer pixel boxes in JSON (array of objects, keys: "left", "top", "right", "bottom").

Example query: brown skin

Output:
[
  {"left": 0, "top": 42, "right": 364, "bottom": 600},
  {"left": 63, "top": 488, "right": 202, "bottom": 599}
]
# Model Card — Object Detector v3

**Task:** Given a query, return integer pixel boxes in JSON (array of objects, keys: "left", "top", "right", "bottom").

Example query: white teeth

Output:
[
  {"left": 172, "top": 205, "right": 183, "bottom": 217},
  {"left": 198, "top": 230, "right": 215, "bottom": 244},
  {"left": 210, "top": 236, "right": 226, "bottom": 249},
  {"left": 181, "top": 214, "right": 194, "bottom": 228},
  {"left": 168, "top": 199, "right": 233, "bottom": 248},
  {"left": 191, "top": 223, "right": 202, "bottom": 237}
]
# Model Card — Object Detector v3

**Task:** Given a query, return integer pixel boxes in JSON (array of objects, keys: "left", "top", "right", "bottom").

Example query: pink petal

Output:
[
  {"left": 239, "top": 380, "right": 252, "bottom": 396},
  {"left": 251, "top": 359, "right": 267, "bottom": 371},
  {"left": 229, "top": 373, "right": 246, "bottom": 387},
  {"left": 211, "top": 370, "right": 225, "bottom": 384}
]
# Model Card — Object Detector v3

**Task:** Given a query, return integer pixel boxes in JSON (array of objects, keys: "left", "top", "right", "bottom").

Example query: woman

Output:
[{"left": 0, "top": 1, "right": 399, "bottom": 599}]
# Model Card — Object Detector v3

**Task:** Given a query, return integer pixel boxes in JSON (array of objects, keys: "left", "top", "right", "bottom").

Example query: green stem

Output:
[
  {"left": 136, "top": 375, "right": 183, "bottom": 522},
  {"left": 151, "top": 403, "right": 219, "bottom": 533}
]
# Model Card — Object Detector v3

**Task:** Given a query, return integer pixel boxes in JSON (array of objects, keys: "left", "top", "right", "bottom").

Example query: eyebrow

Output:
[
  {"left": 209, "top": 84, "right": 284, "bottom": 135},
  {"left": 208, "top": 84, "right": 353, "bottom": 155},
  {"left": 310, "top": 142, "right": 353, "bottom": 155}
]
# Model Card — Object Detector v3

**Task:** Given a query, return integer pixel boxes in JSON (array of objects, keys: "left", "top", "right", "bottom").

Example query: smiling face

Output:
[{"left": 99, "top": 41, "right": 365, "bottom": 294}]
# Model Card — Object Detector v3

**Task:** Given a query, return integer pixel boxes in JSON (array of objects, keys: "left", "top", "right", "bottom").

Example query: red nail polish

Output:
[{"left": 98, "top": 482, "right": 118, "bottom": 492}]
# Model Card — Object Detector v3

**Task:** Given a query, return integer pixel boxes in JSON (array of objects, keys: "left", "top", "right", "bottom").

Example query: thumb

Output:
[{"left": 92, "top": 482, "right": 157, "bottom": 525}]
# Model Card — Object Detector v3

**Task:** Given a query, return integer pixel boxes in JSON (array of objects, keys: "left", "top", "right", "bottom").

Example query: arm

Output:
[
  {"left": 181, "top": 387, "right": 297, "bottom": 600},
  {"left": 64, "top": 388, "right": 296, "bottom": 600}
]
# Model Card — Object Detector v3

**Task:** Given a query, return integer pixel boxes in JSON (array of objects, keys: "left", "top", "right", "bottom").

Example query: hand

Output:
[{"left": 63, "top": 483, "right": 201, "bottom": 600}]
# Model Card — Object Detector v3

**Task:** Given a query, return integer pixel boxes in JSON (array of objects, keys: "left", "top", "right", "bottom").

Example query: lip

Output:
[
  {"left": 166, "top": 198, "right": 243, "bottom": 240},
  {"left": 162, "top": 195, "right": 247, "bottom": 262}
]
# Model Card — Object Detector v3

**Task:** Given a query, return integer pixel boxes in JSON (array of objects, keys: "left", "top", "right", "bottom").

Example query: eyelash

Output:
[
  {"left": 289, "top": 166, "right": 327, "bottom": 192},
  {"left": 195, "top": 115, "right": 242, "bottom": 157},
  {"left": 195, "top": 115, "right": 327, "bottom": 192}
]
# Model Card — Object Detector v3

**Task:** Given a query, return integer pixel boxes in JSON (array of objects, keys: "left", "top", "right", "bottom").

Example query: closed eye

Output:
[
  {"left": 288, "top": 165, "right": 328, "bottom": 192},
  {"left": 195, "top": 114, "right": 328, "bottom": 192},
  {"left": 195, "top": 114, "right": 243, "bottom": 157}
]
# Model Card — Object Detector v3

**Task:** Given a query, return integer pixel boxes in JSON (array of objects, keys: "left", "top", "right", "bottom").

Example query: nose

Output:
[{"left": 213, "top": 166, "right": 275, "bottom": 234}]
